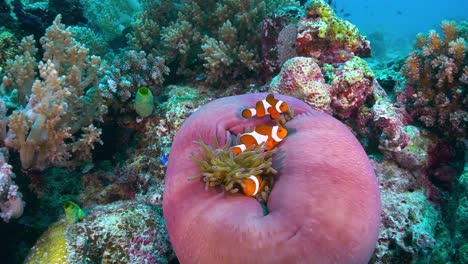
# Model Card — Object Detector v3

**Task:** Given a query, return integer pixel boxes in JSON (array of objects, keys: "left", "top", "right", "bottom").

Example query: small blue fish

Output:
[
  {"left": 195, "top": 74, "right": 207, "bottom": 81},
  {"left": 161, "top": 153, "right": 168, "bottom": 165}
]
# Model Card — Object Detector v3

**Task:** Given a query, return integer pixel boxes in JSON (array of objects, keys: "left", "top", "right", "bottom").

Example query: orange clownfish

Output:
[
  {"left": 231, "top": 124, "right": 288, "bottom": 155},
  {"left": 241, "top": 94, "right": 289, "bottom": 119},
  {"left": 242, "top": 175, "right": 267, "bottom": 197}
]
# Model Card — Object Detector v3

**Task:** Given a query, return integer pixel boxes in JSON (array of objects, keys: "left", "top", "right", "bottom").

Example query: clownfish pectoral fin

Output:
[
  {"left": 265, "top": 140, "right": 275, "bottom": 151},
  {"left": 269, "top": 109, "right": 279, "bottom": 119}
]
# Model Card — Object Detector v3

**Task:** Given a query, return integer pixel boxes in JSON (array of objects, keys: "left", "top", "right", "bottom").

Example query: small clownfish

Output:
[
  {"left": 231, "top": 124, "right": 288, "bottom": 155},
  {"left": 242, "top": 175, "right": 268, "bottom": 197},
  {"left": 241, "top": 94, "right": 289, "bottom": 120}
]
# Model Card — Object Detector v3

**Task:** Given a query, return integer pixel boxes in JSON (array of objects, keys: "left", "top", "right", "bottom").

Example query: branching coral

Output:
[
  {"left": 3, "top": 15, "right": 107, "bottom": 170},
  {"left": 99, "top": 49, "right": 169, "bottom": 113},
  {"left": 80, "top": 0, "right": 142, "bottom": 41},
  {"left": 0, "top": 30, "right": 18, "bottom": 73},
  {"left": 191, "top": 138, "right": 276, "bottom": 198},
  {"left": 128, "top": 0, "right": 299, "bottom": 84},
  {"left": 1, "top": 35, "right": 37, "bottom": 105},
  {"left": 399, "top": 21, "right": 467, "bottom": 142}
]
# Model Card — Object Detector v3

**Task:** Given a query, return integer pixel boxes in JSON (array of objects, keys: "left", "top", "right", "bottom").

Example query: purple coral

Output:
[
  {"left": 269, "top": 57, "right": 333, "bottom": 113},
  {"left": 0, "top": 148, "right": 25, "bottom": 222},
  {"left": 269, "top": 56, "right": 374, "bottom": 119}
]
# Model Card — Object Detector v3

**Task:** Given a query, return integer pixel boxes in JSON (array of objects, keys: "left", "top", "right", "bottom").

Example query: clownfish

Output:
[
  {"left": 231, "top": 124, "right": 288, "bottom": 155},
  {"left": 242, "top": 175, "right": 267, "bottom": 197},
  {"left": 241, "top": 94, "right": 289, "bottom": 119}
]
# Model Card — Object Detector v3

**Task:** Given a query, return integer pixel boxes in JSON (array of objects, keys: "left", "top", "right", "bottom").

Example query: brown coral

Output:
[{"left": 399, "top": 21, "right": 467, "bottom": 142}]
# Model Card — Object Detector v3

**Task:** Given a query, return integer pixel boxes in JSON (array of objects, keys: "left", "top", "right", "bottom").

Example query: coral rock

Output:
[{"left": 296, "top": 0, "right": 371, "bottom": 64}]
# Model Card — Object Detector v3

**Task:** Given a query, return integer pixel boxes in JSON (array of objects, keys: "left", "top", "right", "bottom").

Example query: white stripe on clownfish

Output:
[
  {"left": 271, "top": 125, "right": 283, "bottom": 143},
  {"left": 241, "top": 94, "right": 289, "bottom": 119},
  {"left": 275, "top": 100, "right": 284, "bottom": 113},
  {"left": 248, "top": 175, "right": 260, "bottom": 196},
  {"left": 261, "top": 99, "right": 272, "bottom": 113}
]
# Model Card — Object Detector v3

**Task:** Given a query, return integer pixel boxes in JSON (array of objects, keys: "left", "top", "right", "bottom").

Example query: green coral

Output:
[
  {"left": 191, "top": 137, "right": 276, "bottom": 195},
  {"left": 305, "top": 0, "right": 335, "bottom": 21},
  {"left": 302, "top": 0, "right": 369, "bottom": 57},
  {"left": 460, "top": 243, "right": 468, "bottom": 263},
  {"left": 25, "top": 201, "right": 172, "bottom": 264},
  {"left": 128, "top": 0, "right": 300, "bottom": 84},
  {"left": 24, "top": 222, "right": 70, "bottom": 264},
  {"left": 343, "top": 56, "right": 375, "bottom": 81},
  {"left": 0, "top": 29, "right": 18, "bottom": 72}
]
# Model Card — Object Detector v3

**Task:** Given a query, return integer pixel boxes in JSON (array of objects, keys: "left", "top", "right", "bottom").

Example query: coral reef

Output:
[
  {"left": 261, "top": 6, "right": 305, "bottom": 78},
  {"left": 24, "top": 221, "right": 69, "bottom": 263},
  {"left": 127, "top": 0, "right": 300, "bottom": 84},
  {"left": 399, "top": 21, "right": 467, "bottom": 143},
  {"left": 0, "top": 147, "right": 24, "bottom": 222},
  {"left": 0, "top": 29, "right": 18, "bottom": 72},
  {"left": 2, "top": 15, "right": 107, "bottom": 170},
  {"left": 1, "top": 34, "right": 37, "bottom": 105},
  {"left": 25, "top": 200, "right": 172, "bottom": 264},
  {"left": 269, "top": 56, "right": 374, "bottom": 119},
  {"left": 80, "top": 0, "right": 141, "bottom": 41},
  {"left": 164, "top": 93, "right": 380, "bottom": 263},
  {"left": 296, "top": 0, "right": 371, "bottom": 64},
  {"left": 99, "top": 49, "right": 169, "bottom": 114},
  {"left": 371, "top": 160, "right": 453, "bottom": 263},
  {"left": 0, "top": 1, "right": 465, "bottom": 263}
]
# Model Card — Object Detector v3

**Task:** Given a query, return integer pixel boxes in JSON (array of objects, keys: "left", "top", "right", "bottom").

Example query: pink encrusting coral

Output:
[
  {"left": 269, "top": 57, "right": 333, "bottom": 113},
  {"left": 269, "top": 56, "right": 374, "bottom": 119},
  {"left": 0, "top": 148, "right": 25, "bottom": 222},
  {"left": 163, "top": 93, "right": 380, "bottom": 263}
]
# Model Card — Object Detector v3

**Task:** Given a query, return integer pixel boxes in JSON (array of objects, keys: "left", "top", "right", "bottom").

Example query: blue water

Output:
[{"left": 333, "top": 0, "right": 468, "bottom": 55}]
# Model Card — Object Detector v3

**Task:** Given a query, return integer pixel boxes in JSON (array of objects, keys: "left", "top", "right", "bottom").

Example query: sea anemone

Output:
[{"left": 191, "top": 137, "right": 276, "bottom": 201}]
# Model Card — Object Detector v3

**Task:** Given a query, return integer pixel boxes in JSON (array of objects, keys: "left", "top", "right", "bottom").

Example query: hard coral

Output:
[
  {"left": 269, "top": 57, "right": 333, "bottom": 113},
  {"left": 328, "top": 56, "right": 374, "bottom": 118},
  {"left": 163, "top": 93, "right": 380, "bottom": 263},
  {"left": 269, "top": 56, "right": 375, "bottom": 118},
  {"left": 371, "top": 160, "right": 453, "bottom": 263},
  {"left": 0, "top": 30, "right": 18, "bottom": 72},
  {"left": 129, "top": 0, "right": 300, "bottom": 84},
  {"left": 25, "top": 201, "right": 172, "bottom": 264},
  {"left": 399, "top": 21, "right": 467, "bottom": 143},
  {"left": 296, "top": 0, "right": 371, "bottom": 64}
]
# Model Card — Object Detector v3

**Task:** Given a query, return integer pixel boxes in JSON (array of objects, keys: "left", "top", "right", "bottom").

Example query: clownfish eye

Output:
[
  {"left": 280, "top": 103, "right": 288, "bottom": 111},
  {"left": 278, "top": 127, "right": 288, "bottom": 137}
]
